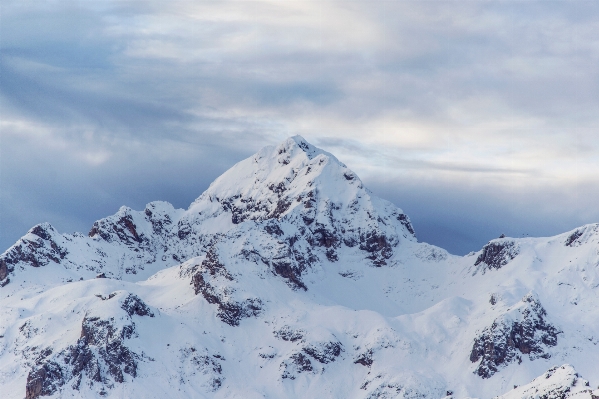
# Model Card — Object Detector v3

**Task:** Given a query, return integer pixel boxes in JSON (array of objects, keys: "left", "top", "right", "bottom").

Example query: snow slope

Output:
[{"left": 1, "top": 136, "right": 599, "bottom": 399}]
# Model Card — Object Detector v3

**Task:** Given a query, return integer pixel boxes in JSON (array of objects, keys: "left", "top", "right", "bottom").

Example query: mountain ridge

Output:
[{"left": 1, "top": 136, "right": 599, "bottom": 399}]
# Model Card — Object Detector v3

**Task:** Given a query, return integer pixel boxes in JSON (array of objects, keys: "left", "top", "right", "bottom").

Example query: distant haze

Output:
[{"left": 1, "top": 1, "right": 598, "bottom": 255}]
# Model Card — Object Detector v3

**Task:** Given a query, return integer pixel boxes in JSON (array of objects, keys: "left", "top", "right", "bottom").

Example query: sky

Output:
[{"left": 1, "top": 0, "right": 598, "bottom": 255}]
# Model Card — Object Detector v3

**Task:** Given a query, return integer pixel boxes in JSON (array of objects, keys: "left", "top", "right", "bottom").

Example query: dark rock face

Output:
[
  {"left": 470, "top": 293, "right": 561, "bottom": 378},
  {"left": 302, "top": 341, "right": 343, "bottom": 364},
  {"left": 279, "top": 337, "right": 343, "bottom": 379},
  {"left": 89, "top": 214, "right": 141, "bottom": 245},
  {"left": 281, "top": 353, "right": 314, "bottom": 379},
  {"left": 25, "top": 359, "right": 62, "bottom": 399},
  {"left": 565, "top": 229, "right": 584, "bottom": 247},
  {"left": 121, "top": 294, "right": 154, "bottom": 317},
  {"left": 24, "top": 294, "right": 153, "bottom": 398},
  {"left": 474, "top": 240, "right": 519, "bottom": 271},
  {"left": 1, "top": 204, "right": 193, "bottom": 282},
  {"left": 78, "top": 316, "right": 138, "bottom": 383},
  {"left": 360, "top": 232, "right": 393, "bottom": 267},
  {"left": 0, "top": 224, "right": 70, "bottom": 284},
  {"left": 271, "top": 256, "right": 308, "bottom": 291},
  {"left": 0, "top": 259, "right": 9, "bottom": 282},
  {"left": 30, "top": 225, "right": 54, "bottom": 241},
  {"left": 191, "top": 247, "right": 263, "bottom": 326},
  {"left": 397, "top": 214, "right": 415, "bottom": 236},
  {"left": 144, "top": 203, "right": 174, "bottom": 235},
  {"left": 1, "top": 224, "right": 68, "bottom": 271},
  {"left": 354, "top": 349, "right": 373, "bottom": 367},
  {"left": 238, "top": 228, "right": 315, "bottom": 291},
  {"left": 274, "top": 326, "right": 305, "bottom": 342}
]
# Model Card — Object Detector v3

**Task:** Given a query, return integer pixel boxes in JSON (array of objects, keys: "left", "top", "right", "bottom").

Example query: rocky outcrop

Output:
[
  {"left": 88, "top": 209, "right": 142, "bottom": 245},
  {"left": 24, "top": 293, "right": 153, "bottom": 398},
  {"left": 1, "top": 224, "right": 68, "bottom": 278},
  {"left": 274, "top": 326, "right": 305, "bottom": 342},
  {"left": 564, "top": 224, "right": 599, "bottom": 247},
  {"left": 280, "top": 352, "right": 314, "bottom": 379},
  {"left": 474, "top": 239, "right": 519, "bottom": 272},
  {"left": 0, "top": 259, "right": 10, "bottom": 286},
  {"left": 0, "top": 203, "right": 189, "bottom": 282},
  {"left": 179, "top": 347, "right": 223, "bottom": 392},
  {"left": 279, "top": 339, "right": 343, "bottom": 379},
  {"left": 470, "top": 293, "right": 561, "bottom": 378},
  {"left": 191, "top": 247, "right": 263, "bottom": 326},
  {"left": 121, "top": 293, "right": 154, "bottom": 317},
  {"left": 302, "top": 340, "right": 343, "bottom": 364},
  {"left": 565, "top": 229, "right": 584, "bottom": 247},
  {"left": 354, "top": 349, "right": 373, "bottom": 367},
  {"left": 494, "top": 365, "right": 598, "bottom": 399}
]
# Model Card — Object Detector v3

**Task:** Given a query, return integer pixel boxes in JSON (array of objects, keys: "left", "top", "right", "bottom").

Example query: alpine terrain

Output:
[{"left": 1, "top": 136, "right": 599, "bottom": 399}]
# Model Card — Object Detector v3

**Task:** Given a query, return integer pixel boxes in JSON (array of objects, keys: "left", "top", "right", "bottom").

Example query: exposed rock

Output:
[
  {"left": 397, "top": 213, "right": 415, "bottom": 236},
  {"left": 278, "top": 338, "right": 343, "bottom": 379},
  {"left": 25, "top": 360, "right": 63, "bottom": 399},
  {"left": 89, "top": 212, "right": 142, "bottom": 245},
  {"left": 179, "top": 347, "right": 223, "bottom": 392},
  {"left": 470, "top": 293, "right": 561, "bottom": 378},
  {"left": 0, "top": 259, "right": 9, "bottom": 283},
  {"left": 144, "top": 202, "right": 175, "bottom": 235},
  {"left": 360, "top": 232, "right": 393, "bottom": 267},
  {"left": 1, "top": 224, "right": 68, "bottom": 272},
  {"left": 191, "top": 247, "right": 262, "bottom": 326},
  {"left": 30, "top": 225, "right": 54, "bottom": 241},
  {"left": 274, "top": 326, "right": 305, "bottom": 342},
  {"left": 565, "top": 230, "right": 584, "bottom": 247},
  {"left": 271, "top": 256, "right": 307, "bottom": 291},
  {"left": 303, "top": 341, "right": 343, "bottom": 364},
  {"left": 354, "top": 349, "right": 373, "bottom": 367},
  {"left": 474, "top": 240, "right": 519, "bottom": 272},
  {"left": 280, "top": 352, "right": 314, "bottom": 379},
  {"left": 121, "top": 294, "right": 154, "bottom": 317},
  {"left": 78, "top": 316, "right": 138, "bottom": 381},
  {"left": 23, "top": 293, "right": 153, "bottom": 398}
]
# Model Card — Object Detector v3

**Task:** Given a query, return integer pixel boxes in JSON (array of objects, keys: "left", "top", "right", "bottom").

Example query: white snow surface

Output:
[{"left": 1, "top": 136, "right": 599, "bottom": 399}]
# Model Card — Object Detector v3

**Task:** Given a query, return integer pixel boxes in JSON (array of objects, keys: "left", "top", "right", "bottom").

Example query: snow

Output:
[{"left": 1, "top": 136, "right": 599, "bottom": 399}]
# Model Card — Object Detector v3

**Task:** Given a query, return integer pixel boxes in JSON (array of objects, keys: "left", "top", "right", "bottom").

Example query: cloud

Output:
[{"left": 1, "top": 0, "right": 598, "bottom": 254}]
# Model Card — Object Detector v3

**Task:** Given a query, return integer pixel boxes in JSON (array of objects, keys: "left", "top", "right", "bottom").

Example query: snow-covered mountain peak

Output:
[
  {"left": 3, "top": 136, "right": 599, "bottom": 399},
  {"left": 563, "top": 223, "right": 599, "bottom": 247},
  {"left": 188, "top": 134, "right": 357, "bottom": 220},
  {"left": 172, "top": 136, "right": 417, "bottom": 272},
  {"left": 184, "top": 135, "right": 415, "bottom": 240}
]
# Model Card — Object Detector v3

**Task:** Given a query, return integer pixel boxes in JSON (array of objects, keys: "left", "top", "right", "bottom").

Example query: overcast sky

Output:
[{"left": 1, "top": 0, "right": 598, "bottom": 255}]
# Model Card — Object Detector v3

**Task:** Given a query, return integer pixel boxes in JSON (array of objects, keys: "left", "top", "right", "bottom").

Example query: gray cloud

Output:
[{"left": 1, "top": 0, "right": 598, "bottom": 254}]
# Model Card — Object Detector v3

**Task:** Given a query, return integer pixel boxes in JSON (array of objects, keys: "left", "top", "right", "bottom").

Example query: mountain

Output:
[{"left": 1, "top": 136, "right": 599, "bottom": 399}]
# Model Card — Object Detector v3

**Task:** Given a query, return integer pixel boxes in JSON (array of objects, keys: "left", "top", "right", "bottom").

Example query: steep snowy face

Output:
[
  {"left": 495, "top": 365, "right": 598, "bottom": 399},
  {"left": 178, "top": 136, "right": 415, "bottom": 267}
]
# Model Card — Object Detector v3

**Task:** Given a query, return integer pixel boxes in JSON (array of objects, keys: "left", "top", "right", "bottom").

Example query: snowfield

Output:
[{"left": 1, "top": 136, "right": 599, "bottom": 399}]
